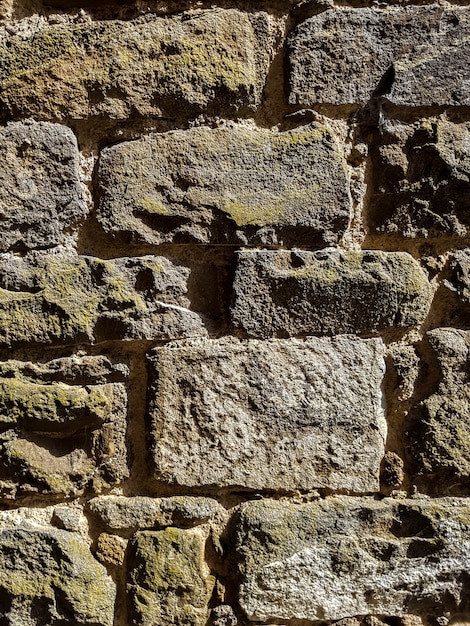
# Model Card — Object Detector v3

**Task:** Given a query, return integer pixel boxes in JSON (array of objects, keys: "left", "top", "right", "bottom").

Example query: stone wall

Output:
[{"left": 0, "top": 0, "right": 469, "bottom": 624}]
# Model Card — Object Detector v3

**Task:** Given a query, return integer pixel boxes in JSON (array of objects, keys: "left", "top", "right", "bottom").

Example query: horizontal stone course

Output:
[
  {"left": 234, "top": 497, "right": 470, "bottom": 623},
  {"left": 147, "top": 335, "right": 386, "bottom": 492},
  {"left": 97, "top": 122, "right": 351, "bottom": 247},
  {"left": 231, "top": 248, "right": 432, "bottom": 337},
  {"left": 288, "top": 6, "right": 470, "bottom": 106},
  {"left": 0, "top": 249, "right": 210, "bottom": 346},
  {"left": 0, "top": 9, "right": 276, "bottom": 120}
]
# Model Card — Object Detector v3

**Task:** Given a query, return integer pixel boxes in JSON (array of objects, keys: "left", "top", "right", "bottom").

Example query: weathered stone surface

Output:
[
  {"left": 0, "top": 120, "right": 86, "bottom": 252},
  {"left": 97, "top": 122, "right": 351, "bottom": 247},
  {"left": 0, "top": 10, "right": 276, "bottom": 120},
  {"left": 288, "top": 6, "right": 470, "bottom": 106},
  {"left": 446, "top": 249, "right": 470, "bottom": 303},
  {"left": 234, "top": 497, "right": 470, "bottom": 622},
  {"left": 0, "top": 355, "right": 128, "bottom": 498},
  {"left": 369, "top": 119, "right": 470, "bottom": 238},
  {"left": 127, "top": 528, "right": 213, "bottom": 626},
  {"left": 408, "top": 328, "right": 470, "bottom": 488},
  {"left": 231, "top": 249, "right": 431, "bottom": 338},
  {"left": 0, "top": 516, "right": 115, "bottom": 625},
  {"left": 0, "top": 249, "right": 209, "bottom": 346},
  {"left": 88, "top": 495, "right": 226, "bottom": 533},
  {"left": 147, "top": 336, "right": 386, "bottom": 492}
]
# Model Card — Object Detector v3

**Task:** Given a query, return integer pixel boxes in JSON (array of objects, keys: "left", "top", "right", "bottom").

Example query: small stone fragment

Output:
[
  {"left": 408, "top": 328, "right": 470, "bottom": 490},
  {"left": 127, "top": 528, "right": 213, "bottom": 626},
  {"left": 211, "top": 604, "right": 238, "bottom": 626},
  {"left": 88, "top": 495, "right": 226, "bottom": 533},
  {"left": 0, "top": 249, "right": 210, "bottom": 346},
  {"left": 0, "top": 120, "right": 86, "bottom": 251},
  {"left": 97, "top": 122, "right": 351, "bottom": 247},
  {"left": 231, "top": 249, "right": 431, "bottom": 337},
  {"left": 288, "top": 6, "right": 470, "bottom": 106},
  {"left": 0, "top": 10, "right": 276, "bottom": 120},
  {"left": 234, "top": 497, "right": 470, "bottom": 623},
  {"left": 51, "top": 505, "right": 84, "bottom": 532},
  {"left": 446, "top": 249, "right": 470, "bottom": 303},
  {"left": 0, "top": 520, "right": 115, "bottom": 625},
  {"left": 147, "top": 336, "right": 386, "bottom": 492},
  {"left": 0, "top": 355, "right": 128, "bottom": 499},
  {"left": 368, "top": 119, "right": 470, "bottom": 238},
  {"left": 96, "top": 533, "right": 127, "bottom": 567}
]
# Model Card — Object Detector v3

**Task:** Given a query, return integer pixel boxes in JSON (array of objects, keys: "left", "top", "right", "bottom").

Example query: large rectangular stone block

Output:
[
  {"left": 0, "top": 250, "right": 212, "bottom": 346},
  {"left": 234, "top": 497, "right": 470, "bottom": 623},
  {"left": 147, "top": 336, "right": 386, "bottom": 492},
  {"left": 0, "top": 10, "right": 276, "bottom": 120},
  {"left": 0, "top": 120, "right": 86, "bottom": 252},
  {"left": 97, "top": 122, "right": 351, "bottom": 247},
  {"left": 288, "top": 6, "right": 470, "bottom": 106},
  {"left": 369, "top": 118, "right": 470, "bottom": 238},
  {"left": 0, "top": 355, "right": 128, "bottom": 499},
  {"left": 231, "top": 249, "right": 431, "bottom": 337}
]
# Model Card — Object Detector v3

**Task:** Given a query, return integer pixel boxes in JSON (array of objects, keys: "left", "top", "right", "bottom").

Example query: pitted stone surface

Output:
[
  {"left": 408, "top": 328, "right": 470, "bottom": 488},
  {"left": 231, "top": 249, "right": 431, "bottom": 338},
  {"left": 0, "top": 249, "right": 209, "bottom": 346},
  {"left": 0, "top": 518, "right": 115, "bottom": 625},
  {"left": 0, "top": 120, "right": 86, "bottom": 251},
  {"left": 97, "top": 122, "right": 351, "bottom": 247},
  {"left": 369, "top": 119, "right": 470, "bottom": 238},
  {"left": 127, "top": 528, "right": 213, "bottom": 626},
  {"left": 0, "top": 356, "right": 128, "bottom": 498},
  {"left": 234, "top": 497, "right": 470, "bottom": 623},
  {"left": 288, "top": 6, "right": 470, "bottom": 106},
  {"left": 0, "top": 10, "right": 276, "bottom": 120},
  {"left": 147, "top": 336, "right": 386, "bottom": 492}
]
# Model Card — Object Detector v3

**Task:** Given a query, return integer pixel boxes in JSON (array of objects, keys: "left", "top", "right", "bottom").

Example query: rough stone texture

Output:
[
  {"left": 408, "top": 328, "right": 470, "bottom": 489},
  {"left": 0, "top": 249, "right": 210, "bottom": 346},
  {"left": 0, "top": 10, "right": 276, "bottom": 120},
  {"left": 231, "top": 249, "right": 431, "bottom": 338},
  {"left": 369, "top": 119, "right": 470, "bottom": 238},
  {"left": 127, "top": 527, "right": 213, "bottom": 626},
  {"left": 234, "top": 497, "right": 470, "bottom": 623},
  {"left": 288, "top": 6, "right": 470, "bottom": 106},
  {"left": 0, "top": 355, "right": 128, "bottom": 498},
  {"left": 97, "top": 122, "right": 351, "bottom": 247},
  {"left": 147, "top": 336, "right": 386, "bottom": 492},
  {"left": 0, "top": 120, "right": 86, "bottom": 252},
  {"left": 88, "top": 495, "right": 226, "bottom": 533},
  {"left": 0, "top": 515, "right": 115, "bottom": 625},
  {"left": 446, "top": 249, "right": 470, "bottom": 303}
]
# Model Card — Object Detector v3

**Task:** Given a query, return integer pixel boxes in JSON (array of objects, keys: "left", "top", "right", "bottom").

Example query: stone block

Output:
[
  {"left": 408, "top": 328, "right": 470, "bottom": 488},
  {"left": 288, "top": 6, "right": 470, "bottom": 106},
  {"left": 368, "top": 119, "right": 470, "bottom": 238},
  {"left": 0, "top": 10, "right": 276, "bottom": 120},
  {"left": 0, "top": 120, "right": 86, "bottom": 252},
  {"left": 0, "top": 514, "right": 115, "bottom": 625},
  {"left": 230, "top": 249, "right": 431, "bottom": 337},
  {"left": 0, "top": 355, "right": 128, "bottom": 498},
  {"left": 88, "top": 495, "right": 226, "bottom": 533},
  {"left": 147, "top": 336, "right": 386, "bottom": 492},
  {"left": 234, "top": 497, "right": 470, "bottom": 622},
  {"left": 97, "top": 122, "right": 351, "bottom": 247},
  {"left": 0, "top": 250, "right": 210, "bottom": 346},
  {"left": 127, "top": 528, "right": 213, "bottom": 626}
]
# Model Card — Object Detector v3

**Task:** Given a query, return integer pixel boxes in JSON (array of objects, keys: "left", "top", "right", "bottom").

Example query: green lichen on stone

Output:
[
  {"left": 128, "top": 528, "right": 213, "bottom": 626},
  {"left": 0, "top": 378, "right": 109, "bottom": 427},
  {"left": 136, "top": 196, "right": 170, "bottom": 215}
]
